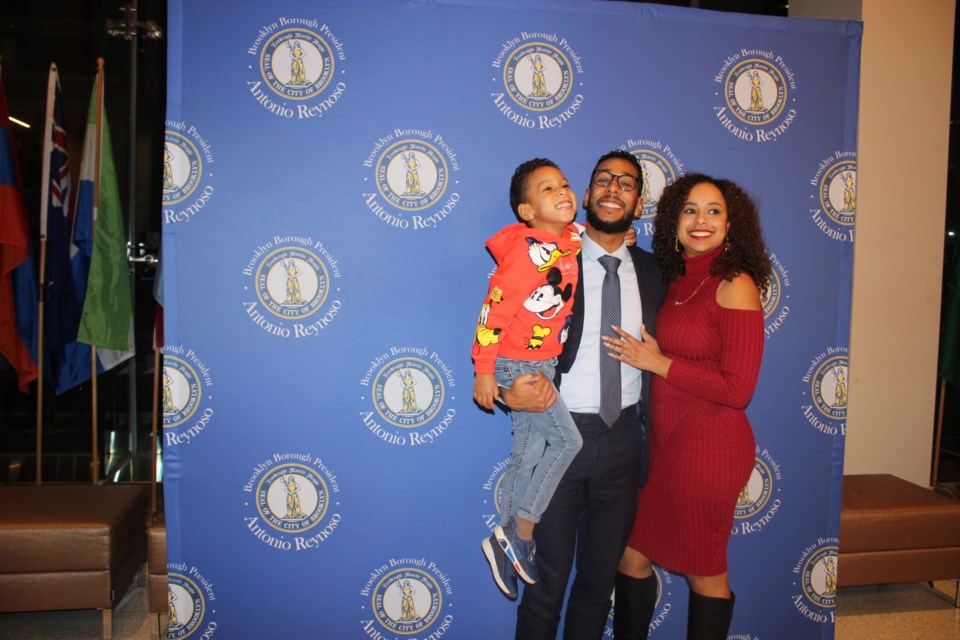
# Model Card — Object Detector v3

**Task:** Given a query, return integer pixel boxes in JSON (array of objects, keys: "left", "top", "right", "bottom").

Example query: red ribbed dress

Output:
[{"left": 628, "top": 246, "right": 764, "bottom": 576}]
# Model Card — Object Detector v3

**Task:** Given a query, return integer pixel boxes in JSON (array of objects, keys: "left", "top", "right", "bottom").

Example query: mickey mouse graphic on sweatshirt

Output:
[{"left": 473, "top": 222, "right": 582, "bottom": 375}]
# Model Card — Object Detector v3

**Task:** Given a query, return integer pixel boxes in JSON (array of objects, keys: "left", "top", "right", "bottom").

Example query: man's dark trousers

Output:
[{"left": 515, "top": 404, "right": 646, "bottom": 640}]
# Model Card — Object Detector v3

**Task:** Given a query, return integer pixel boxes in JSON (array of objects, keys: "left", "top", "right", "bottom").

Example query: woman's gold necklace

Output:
[{"left": 674, "top": 276, "right": 711, "bottom": 306}]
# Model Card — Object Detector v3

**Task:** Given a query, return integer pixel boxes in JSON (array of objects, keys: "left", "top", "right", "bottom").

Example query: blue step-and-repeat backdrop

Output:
[{"left": 160, "top": 1, "right": 861, "bottom": 637}]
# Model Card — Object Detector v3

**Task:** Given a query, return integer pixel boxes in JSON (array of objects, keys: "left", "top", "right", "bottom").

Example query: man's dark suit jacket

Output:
[{"left": 556, "top": 244, "right": 666, "bottom": 488}]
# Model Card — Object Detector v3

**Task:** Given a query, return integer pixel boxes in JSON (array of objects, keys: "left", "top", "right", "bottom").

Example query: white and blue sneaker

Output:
[
  {"left": 482, "top": 535, "right": 518, "bottom": 600},
  {"left": 494, "top": 522, "right": 538, "bottom": 584}
]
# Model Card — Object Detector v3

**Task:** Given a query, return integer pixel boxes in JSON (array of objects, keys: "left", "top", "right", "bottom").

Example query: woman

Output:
[{"left": 603, "top": 174, "right": 770, "bottom": 639}]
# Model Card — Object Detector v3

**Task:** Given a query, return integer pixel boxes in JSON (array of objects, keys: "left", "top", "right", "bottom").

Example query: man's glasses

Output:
[{"left": 591, "top": 169, "right": 640, "bottom": 192}]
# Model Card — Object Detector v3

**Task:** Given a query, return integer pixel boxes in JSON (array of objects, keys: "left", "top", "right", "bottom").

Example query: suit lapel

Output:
[
  {"left": 558, "top": 252, "right": 585, "bottom": 374},
  {"left": 628, "top": 246, "right": 656, "bottom": 338}
]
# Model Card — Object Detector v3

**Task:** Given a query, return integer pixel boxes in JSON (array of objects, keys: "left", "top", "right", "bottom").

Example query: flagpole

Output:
[
  {"left": 35, "top": 64, "right": 60, "bottom": 486},
  {"left": 151, "top": 344, "right": 160, "bottom": 514},
  {"left": 35, "top": 245, "right": 45, "bottom": 486},
  {"left": 126, "top": 1, "right": 141, "bottom": 481},
  {"left": 933, "top": 378, "right": 947, "bottom": 486},
  {"left": 90, "top": 57, "right": 105, "bottom": 486}
]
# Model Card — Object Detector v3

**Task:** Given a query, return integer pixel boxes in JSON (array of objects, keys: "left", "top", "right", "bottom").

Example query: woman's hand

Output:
[{"left": 601, "top": 324, "right": 672, "bottom": 378}]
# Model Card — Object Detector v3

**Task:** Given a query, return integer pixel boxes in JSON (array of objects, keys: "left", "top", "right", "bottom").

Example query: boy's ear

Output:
[{"left": 517, "top": 203, "right": 534, "bottom": 221}]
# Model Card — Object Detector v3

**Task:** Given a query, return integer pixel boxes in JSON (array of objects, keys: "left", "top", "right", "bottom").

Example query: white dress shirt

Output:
[{"left": 561, "top": 233, "right": 643, "bottom": 414}]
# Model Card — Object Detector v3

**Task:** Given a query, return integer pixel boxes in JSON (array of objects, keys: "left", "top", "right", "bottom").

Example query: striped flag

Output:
[
  {"left": 75, "top": 68, "right": 134, "bottom": 368},
  {"left": 0, "top": 65, "right": 38, "bottom": 391}
]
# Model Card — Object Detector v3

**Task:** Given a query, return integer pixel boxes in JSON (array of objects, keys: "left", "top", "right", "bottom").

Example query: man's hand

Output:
[{"left": 498, "top": 372, "right": 557, "bottom": 412}]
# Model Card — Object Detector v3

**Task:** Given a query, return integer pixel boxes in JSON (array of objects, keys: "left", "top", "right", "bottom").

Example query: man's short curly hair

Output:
[
  {"left": 652, "top": 173, "right": 771, "bottom": 295},
  {"left": 591, "top": 149, "right": 643, "bottom": 187}
]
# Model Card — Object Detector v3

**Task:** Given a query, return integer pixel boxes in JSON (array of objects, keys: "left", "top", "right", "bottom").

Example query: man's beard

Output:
[{"left": 585, "top": 202, "right": 634, "bottom": 234}]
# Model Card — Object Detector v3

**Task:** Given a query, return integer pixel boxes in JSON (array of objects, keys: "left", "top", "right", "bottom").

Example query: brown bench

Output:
[
  {"left": 839, "top": 473, "right": 960, "bottom": 602},
  {"left": 0, "top": 484, "right": 148, "bottom": 640}
]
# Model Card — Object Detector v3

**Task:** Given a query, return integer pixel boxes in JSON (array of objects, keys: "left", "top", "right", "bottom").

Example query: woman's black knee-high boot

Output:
[
  {"left": 613, "top": 572, "right": 658, "bottom": 639},
  {"left": 686, "top": 591, "right": 735, "bottom": 640}
]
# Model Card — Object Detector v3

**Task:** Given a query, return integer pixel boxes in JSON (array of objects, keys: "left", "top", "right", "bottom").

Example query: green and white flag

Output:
[{"left": 75, "top": 73, "right": 134, "bottom": 366}]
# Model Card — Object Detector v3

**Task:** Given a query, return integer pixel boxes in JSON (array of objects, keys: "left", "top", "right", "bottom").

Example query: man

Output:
[{"left": 500, "top": 149, "right": 665, "bottom": 640}]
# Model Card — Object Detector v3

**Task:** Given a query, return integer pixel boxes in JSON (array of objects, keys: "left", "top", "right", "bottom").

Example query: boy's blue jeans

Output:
[{"left": 494, "top": 356, "right": 583, "bottom": 525}]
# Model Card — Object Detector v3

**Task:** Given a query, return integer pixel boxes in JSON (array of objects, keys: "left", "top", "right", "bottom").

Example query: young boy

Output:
[{"left": 473, "top": 158, "right": 583, "bottom": 599}]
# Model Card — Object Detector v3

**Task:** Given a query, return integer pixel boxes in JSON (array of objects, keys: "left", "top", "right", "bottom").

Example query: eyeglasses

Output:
[{"left": 591, "top": 169, "right": 640, "bottom": 192}]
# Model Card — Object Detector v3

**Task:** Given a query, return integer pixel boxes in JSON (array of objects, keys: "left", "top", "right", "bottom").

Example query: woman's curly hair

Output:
[{"left": 651, "top": 173, "right": 772, "bottom": 295}]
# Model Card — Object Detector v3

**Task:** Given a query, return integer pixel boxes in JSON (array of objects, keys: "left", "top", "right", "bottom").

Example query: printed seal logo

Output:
[
  {"left": 726, "top": 60, "right": 786, "bottom": 124},
  {"left": 360, "top": 559, "right": 454, "bottom": 638},
  {"left": 246, "top": 18, "right": 347, "bottom": 120},
  {"left": 376, "top": 360, "right": 443, "bottom": 425},
  {"left": 604, "top": 566, "right": 675, "bottom": 638},
  {"left": 362, "top": 129, "right": 461, "bottom": 230},
  {"left": 505, "top": 42, "right": 572, "bottom": 110},
  {"left": 762, "top": 252, "right": 791, "bottom": 338},
  {"left": 490, "top": 33, "right": 585, "bottom": 129},
  {"left": 732, "top": 446, "right": 782, "bottom": 535},
  {"left": 359, "top": 347, "right": 457, "bottom": 447},
  {"left": 809, "top": 152, "right": 857, "bottom": 242},
  {"left": 262, "top": 29, "right": 332, "bottom": 99},
  {"left": 620, "top": 139, "right": 686, "bottom": 233},
  {"left": 167, "top": 564, "right": 218, "bottom": 639},
  {"left": 243, "top": 453, "right": 342, "bottom": 551},
  {"left": 162, "top": 121, "right": 214, "bottom": 224},
  {"left": 812, "top": 356, "right": 849, "bottom": 419},
  {"left": 480, "top": 457, "right": 509, "bottom": 531},
  {"left": 257, "top": 247, "right": 328, "bottom": 318},
  {"left": 713, "top": 49, "right": 797, "bottom": 142},
  {"left": 162, "top": 345, "right": 214, "bottom": 446},
  {"left": 801, "top": 347, "right": 848, "bottom": 436},
  {"left": 242, "top": 235, "right": 342, "bottom": 338},
  {"left": 377, "top": 140, "right": 447, "bottom": 211},
  {"left": 791, "top": 538, "right": 839, "bottom": 623}
]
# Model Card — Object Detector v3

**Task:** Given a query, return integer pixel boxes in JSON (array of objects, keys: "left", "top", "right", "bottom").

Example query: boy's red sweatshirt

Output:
[{"left": 472, "top": 222, "right": 582, "bottom": 374}]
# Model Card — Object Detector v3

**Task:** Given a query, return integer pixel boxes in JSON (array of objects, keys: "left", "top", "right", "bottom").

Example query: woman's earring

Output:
[{"left": 675, "top": 236, "right": 680, "bottom": 252}]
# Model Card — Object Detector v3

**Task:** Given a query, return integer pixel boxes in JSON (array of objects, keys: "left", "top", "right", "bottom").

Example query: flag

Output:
[
  {"left": 41, "top": 64, "right": 94, "bottom": 394},
  {"left": 939, "top": 237, "right": 960, "bottom": 388},
  {"left": 75, "top": 68, "right": 134, "bottom": 367},
  {"left": 0, "top": 65, "right": 38, "bottom": 391},
  {"left": 12, "top": 247, "right": 38, "bottom": 380}
]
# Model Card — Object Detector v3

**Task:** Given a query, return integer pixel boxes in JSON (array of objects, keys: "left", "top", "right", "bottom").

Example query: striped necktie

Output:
[{"left": 598, "top": 255, "right": 622, "bottom": 427}]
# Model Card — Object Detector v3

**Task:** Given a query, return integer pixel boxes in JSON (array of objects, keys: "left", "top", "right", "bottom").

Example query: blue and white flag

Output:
[{"left": 40, "top": 63, "right": 91, "bottom": 394}]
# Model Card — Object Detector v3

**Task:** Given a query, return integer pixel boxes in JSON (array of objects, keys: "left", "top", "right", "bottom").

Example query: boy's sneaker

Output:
[
  {"left": 481, "top": 535, "right": 518, "bottom": 600},
  {"left": 494, "top": 522, "right": 539, "bottom": 584}
]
